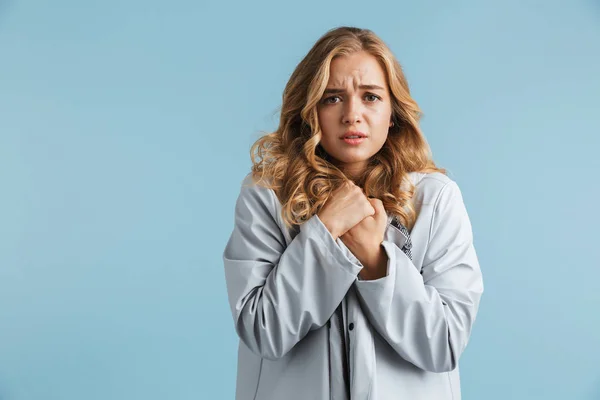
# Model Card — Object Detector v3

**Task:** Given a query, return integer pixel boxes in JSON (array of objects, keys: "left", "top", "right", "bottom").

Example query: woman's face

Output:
[{"left": 317, "top": 51, "right": 393, "bottom": 180}]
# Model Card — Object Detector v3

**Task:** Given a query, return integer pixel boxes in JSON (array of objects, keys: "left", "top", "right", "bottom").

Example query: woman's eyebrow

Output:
[{"left": 323, "top": 84, "right": 385, "bottom": 94}]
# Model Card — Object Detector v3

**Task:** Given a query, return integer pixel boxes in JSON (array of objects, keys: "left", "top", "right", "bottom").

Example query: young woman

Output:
[{"left": 223, "top": 26, "right": 484, "bottom": 400}]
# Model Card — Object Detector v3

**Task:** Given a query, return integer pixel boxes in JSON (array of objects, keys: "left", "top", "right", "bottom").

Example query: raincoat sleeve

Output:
[
  {"left": 354, "top": 180, "right": 484, "bottom": 373},
  {"left": 222, "top": 176, "right": 363, "bottom": 360}
]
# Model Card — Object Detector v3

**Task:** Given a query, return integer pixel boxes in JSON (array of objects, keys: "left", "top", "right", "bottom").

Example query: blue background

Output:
[{"left": 1, "top": 0, "right": 599, "bottom": 399}]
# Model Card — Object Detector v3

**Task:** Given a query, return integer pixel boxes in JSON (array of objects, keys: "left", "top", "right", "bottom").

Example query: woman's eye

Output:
[{"left": 321, "top": 94, "right": 380, "bottom": 104}]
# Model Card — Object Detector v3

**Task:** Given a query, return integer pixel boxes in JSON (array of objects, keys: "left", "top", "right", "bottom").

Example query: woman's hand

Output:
[
  {"left": 317, "top": 181, "right": 376, "bottom": 240},
  {"left": 340, "top": 197, "right": 389, "bottom": 280}
]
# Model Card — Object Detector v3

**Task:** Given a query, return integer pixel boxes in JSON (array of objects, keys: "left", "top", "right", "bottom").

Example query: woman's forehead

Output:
[{"left": 328, "top": 52, "right": 387, "bottom": 89}]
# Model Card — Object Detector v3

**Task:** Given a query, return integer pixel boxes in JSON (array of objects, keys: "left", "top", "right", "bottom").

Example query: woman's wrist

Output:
[
  {"left": 359, "top": 246, "right": 388, "bottom": 280},
  {"left": 317, "top": 213, "right": 340, "bottom": 240}
]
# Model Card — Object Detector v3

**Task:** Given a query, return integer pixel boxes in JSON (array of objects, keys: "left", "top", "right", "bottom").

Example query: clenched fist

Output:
[
  {"left": 340, "top": 197, "right": 389, "bottom": 278},
  {"left": 317, "top": 180, "right": 375, "bottom": 240}
]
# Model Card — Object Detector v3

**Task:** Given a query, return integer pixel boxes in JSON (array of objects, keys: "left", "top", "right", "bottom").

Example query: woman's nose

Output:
[
  {"left": 342, "top": 99, "right": 361, "bottom": 124},
  {"left": 343, "top": 113, "right": 360, "bottom": 124}
]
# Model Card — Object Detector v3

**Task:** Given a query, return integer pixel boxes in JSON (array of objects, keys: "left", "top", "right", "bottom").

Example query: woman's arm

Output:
[
  {"left": 223, "top": 176, "right": 363, "bottom": 360},
  {"left": 354, "top": 180, "right": 484, "bottom": 373}
]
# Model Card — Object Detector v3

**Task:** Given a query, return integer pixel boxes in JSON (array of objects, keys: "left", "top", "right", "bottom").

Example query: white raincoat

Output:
[{"left": 223, "top": 171, "right": 484, "bottom": 399}]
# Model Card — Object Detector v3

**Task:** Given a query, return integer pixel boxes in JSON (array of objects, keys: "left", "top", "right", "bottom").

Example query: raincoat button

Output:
[{"left": 348, "top": 323, "right": 354, "bottom": 331}]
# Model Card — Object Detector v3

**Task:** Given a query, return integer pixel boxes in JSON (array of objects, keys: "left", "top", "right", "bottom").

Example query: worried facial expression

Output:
[{"left": 317, "top": 51, "right": 393, "bottom": 179}]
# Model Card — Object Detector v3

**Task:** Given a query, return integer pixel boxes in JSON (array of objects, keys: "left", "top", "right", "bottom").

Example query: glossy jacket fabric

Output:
[{"left": 222, "top": 171, "right": 484, "bottom": 400}]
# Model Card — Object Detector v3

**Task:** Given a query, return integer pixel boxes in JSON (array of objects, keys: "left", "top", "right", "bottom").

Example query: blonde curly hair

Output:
[{"left": 249, "top": 26, "right": 446, "bottom": 231}]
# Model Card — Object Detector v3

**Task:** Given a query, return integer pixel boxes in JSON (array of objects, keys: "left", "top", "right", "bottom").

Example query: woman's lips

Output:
[{"left": 342, "top": 137, "right": 366, "bottom": 145}]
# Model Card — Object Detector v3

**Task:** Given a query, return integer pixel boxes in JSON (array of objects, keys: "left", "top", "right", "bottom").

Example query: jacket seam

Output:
[
  {"left": 328, "top": 318, "right": 333, "bottom": 400},
  {"left": 251, "top": 358, "right": 264, "bottom": 400},
  {"left": 446, "top": 371, "right": 455, "bottom": 400},
  {"left": 366, "top": 323, "right": 375, "bottom": 399},
  {"left": 427, "top": 181, "right": 453, "bottom": 245}
]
